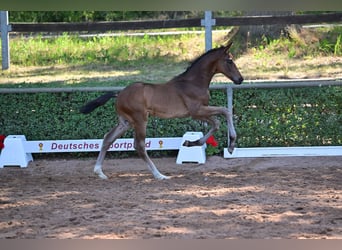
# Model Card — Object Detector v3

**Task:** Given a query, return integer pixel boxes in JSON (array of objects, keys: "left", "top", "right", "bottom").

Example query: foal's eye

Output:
[{"left": 226, "top": 58, "right": 233, "bottom": 64}]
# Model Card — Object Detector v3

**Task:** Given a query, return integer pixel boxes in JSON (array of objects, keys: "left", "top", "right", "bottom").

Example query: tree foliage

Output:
[{"left": 8, "top": 11, "right": 208, "bottom": 22}]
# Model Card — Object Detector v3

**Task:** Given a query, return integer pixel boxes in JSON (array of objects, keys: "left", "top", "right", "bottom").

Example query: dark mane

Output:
[{"left": 172, "top": 46, "right": 225, "bottom": 80}]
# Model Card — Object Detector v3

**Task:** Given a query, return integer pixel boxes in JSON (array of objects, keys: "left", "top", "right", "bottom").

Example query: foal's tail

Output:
[{"left": 80, "top": 92, "right": 118, "bottom": 114}]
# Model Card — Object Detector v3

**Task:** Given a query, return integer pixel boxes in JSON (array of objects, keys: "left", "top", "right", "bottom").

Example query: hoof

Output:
[
  {"left": 228, "top": 141, "right": 236, "bottom": 154},
  {"left": 94, "top": 169, "right": 108, "bottom": 180},
  {"left": 182, "top": 139, "right": 200, "bottom": 147}
]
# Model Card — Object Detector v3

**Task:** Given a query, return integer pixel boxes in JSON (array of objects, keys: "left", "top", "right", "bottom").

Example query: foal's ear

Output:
[{"left": 224, "top": 41, "right": 233, "bottom": 53}]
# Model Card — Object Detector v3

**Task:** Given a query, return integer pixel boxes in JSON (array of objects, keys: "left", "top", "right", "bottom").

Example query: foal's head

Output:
[{"left": 215, "top": 41, "right": 244, "bottom": 84}]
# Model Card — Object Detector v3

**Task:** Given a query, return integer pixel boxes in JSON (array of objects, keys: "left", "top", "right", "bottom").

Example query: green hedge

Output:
[
  {"left": 233, "top": 87, "right": 341, "bottom": 147},
  {"left": 0, "top": 86, "right": 341, "bottom": 156}
]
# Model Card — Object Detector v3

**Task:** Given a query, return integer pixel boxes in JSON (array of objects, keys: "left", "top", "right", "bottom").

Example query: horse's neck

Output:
[{"left": 179, "top": 59, "right": 216, "bottom": 88}]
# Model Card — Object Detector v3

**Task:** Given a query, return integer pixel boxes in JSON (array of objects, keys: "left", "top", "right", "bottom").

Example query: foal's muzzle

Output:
[{"left": 234, "top": 77, "right": 244, "bottom": 85}]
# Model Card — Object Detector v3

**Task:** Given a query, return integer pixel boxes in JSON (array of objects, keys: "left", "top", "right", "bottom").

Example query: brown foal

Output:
[{"left": 80, "top": 41, "right": 243, "bottom": 180}]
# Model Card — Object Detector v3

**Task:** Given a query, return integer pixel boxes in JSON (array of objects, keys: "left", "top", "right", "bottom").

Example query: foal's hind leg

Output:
[
  {"left": 134, "top": 121, "right": 170, "bottom": 180},
  {"left": 94, "top": 116, "right": 130, "bottom": 179}
]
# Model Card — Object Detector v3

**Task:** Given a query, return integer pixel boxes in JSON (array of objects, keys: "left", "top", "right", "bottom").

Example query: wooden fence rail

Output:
[{"left": 9, "top": 13, "right": 342, "bottom": 33}]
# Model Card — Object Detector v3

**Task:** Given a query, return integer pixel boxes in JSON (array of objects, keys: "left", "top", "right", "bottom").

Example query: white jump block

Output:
[
  {"left": 176, "top": 132, "right": 206, "bottom": 164},
  {"left": 0, "top": 135, "right": 33, "bottom": 168}
]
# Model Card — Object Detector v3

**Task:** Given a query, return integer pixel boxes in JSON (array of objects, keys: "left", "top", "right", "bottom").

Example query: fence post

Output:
[
  {"left": 201, "top": 10, "right": 215, "bottom": 52},
  {"left": 226, "top": 85, "right": 233, "bottom": 147},
  {"left": 1, "top": 11, "right": 11, "bottom": 70}
]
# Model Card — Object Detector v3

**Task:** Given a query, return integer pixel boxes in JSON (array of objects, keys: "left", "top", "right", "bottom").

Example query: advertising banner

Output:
[{"left": 24, "top": 137, "right": 183, "bottom": 153}]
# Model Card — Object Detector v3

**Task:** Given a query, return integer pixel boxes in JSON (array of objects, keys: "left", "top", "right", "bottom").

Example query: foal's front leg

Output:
[
  {"left": 183, "top": 106, "right": 237, "bottom": 154},
  {"left": 134, "top": 121, "right": 170, "bottom": 180},
  {"left": 182, "top": 117, "right": 219, "bottom": 146}
]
